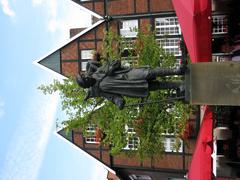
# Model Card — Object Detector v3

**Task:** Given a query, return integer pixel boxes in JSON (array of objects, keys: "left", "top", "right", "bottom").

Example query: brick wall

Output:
[
  {"left": 70, "top": 28, "right": 86, "bottom": 38},
  {"left": 75, "top": 0, "right": 174, "bottom": 16},
  {"left": 108, "top": 0, "right": 135, "bottom": 15},
  {"left": 61, "top": 62, "right": 78, "bottom": 77},
  {"left": 153, "top": 154, "right": 183, "bottom": 169},
  {"left": 58, "top": 1, "right": 197, "bottom": 173},
  {"left": 61, "top": 41, "right": 78, "bottom": 60},
  {"left": 61, "top": 41, "right": 79, "bottom": 77},
  {"left": 113, "top": 153, "right": 141, "bottom": 167}
]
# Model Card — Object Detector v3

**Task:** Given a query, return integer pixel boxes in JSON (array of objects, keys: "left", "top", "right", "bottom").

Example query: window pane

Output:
[
  {"left": 212, "top": 15, "right": 228, "bottom": 34},
  {"left": 85, "top": 124, "right": 99, "bottom": 144},
  {"left": 156, "top": 38, "right": 182, "bottom": 56},
  {"left": 81, "top": 50, "right": 93, "bottom": 59},
  {"left": 120, "top": 20, "right": 138, "bottom": 38},
  {"left": 155, "top": 17, "right": 181, "bottom": 36},
  {"left": 81, "top": 61, "right": 87, "bottom": 71},
  {"left": 163, "top": 138, "right": 183, "bottom": 152}
]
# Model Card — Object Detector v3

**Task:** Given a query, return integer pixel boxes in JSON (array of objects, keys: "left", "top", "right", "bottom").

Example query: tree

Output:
[{"left": 38, "top": 27, "right": 191, "bottom": 160}]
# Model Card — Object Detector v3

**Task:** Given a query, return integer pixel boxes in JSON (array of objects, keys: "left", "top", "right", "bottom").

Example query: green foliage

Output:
[{"left": 39, "top": 26, "right": 191, "bottom": 160}]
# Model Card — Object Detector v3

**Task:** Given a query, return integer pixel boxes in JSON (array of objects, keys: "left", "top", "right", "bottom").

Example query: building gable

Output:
[
  {"left": 33, "top": 20, "right": 105, "bottom": 77},
  {"left": 38, "top": 50, "right": 61, "bottom": 74}
]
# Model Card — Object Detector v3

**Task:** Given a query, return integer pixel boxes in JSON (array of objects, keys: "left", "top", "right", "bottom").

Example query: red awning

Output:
[
  {"left": 188, "top": 106, "right": 213, "bottom": 180},
  {"left": 172, "top": 0, "right": 212, "bottom": 63},
  {"left": 172, "top": 1, "right": 213, "bottom": 179}
]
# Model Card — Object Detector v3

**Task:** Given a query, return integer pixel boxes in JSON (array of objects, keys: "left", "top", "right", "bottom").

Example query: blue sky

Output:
[{"left": 0, "top": 0, "right": 109, "bottom": 179}]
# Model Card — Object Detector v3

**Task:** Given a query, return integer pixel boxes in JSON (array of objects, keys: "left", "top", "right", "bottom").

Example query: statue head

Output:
[{"left": 76, "top": 74, "right": 96, "bottom": 88}]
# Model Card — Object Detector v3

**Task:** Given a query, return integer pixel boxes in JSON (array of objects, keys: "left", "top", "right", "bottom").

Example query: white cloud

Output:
[
  {"left": 0, "top": 0, "right": 15, "bottom": 17},
  {"left": 0, "top": 90, "right": 59, "bottom": 180},
  {"left": 32, "top": 0, "right": 91, "bottom": 42},
  {"left": 32, "top": 0, "right": 44, "bottom": 6},
  {"left": 0, "top": 97, "right": 5, "bottom": 119}
]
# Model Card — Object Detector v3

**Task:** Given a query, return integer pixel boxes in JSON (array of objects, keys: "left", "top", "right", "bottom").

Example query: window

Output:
[
  {"left": 123, "top": 125, "right": 140, "bottom": 150},
  {"left": 156, "top": 38, "right": 182, "bottom": 56},
  {"left": 81, "top": 50, "right": 93, "bottom": 59},
  {"left": 155, "top": 17, "right": 181, "bottom": 36},
  {"left": 85, "top": 124, "right": 99, "bottom": 144},
  {"left": 85, "top": 136, "right": 98, "bottom": 143},
  {"left": 120, "top": 37, "right": 138, "bottom": 67},
  {"left": 121, "top": 56, "right": 139, "bottom": 67},
  {"left": 124, "top": 136, "right": 139, "bottom": 150},
  {"left": 120, "top": 20, "right": 138, "bottom": 38},
  {"left": 81, "top": 61, "right": 87, "bottom": 71},
  {"left": 212, "top": 15, "right": 228, "bottom": 34},
  {"left": 86, "top": 124, "right": 97, "bottom": 132},
  {"left": 155, "top": 17, "right": 182, "bottom": 58},
  {"left": 163, "top": 137, "right": 183, "bottom": 153},
  {"left": 80, "top": 49, "right": 94, "bottom": 71},
  {"left": 129, "top": 174, "right": 152, "bottom": 180}
]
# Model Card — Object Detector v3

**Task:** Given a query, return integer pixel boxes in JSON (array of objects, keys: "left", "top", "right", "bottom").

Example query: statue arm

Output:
[
  {"left": 106, "top": 60, "right": 121, "bottom": 76},
  {"left": 100, "top": 92, "right": 125, "bottom": 110},
  {"left": 84, "top": 87, "right": 125, "bottom": 109},
  {"left": 86, "top": 61, "right": 101, "bottom": 74}
]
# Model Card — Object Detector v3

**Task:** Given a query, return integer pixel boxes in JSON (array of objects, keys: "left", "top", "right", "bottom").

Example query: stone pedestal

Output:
[{"left": 185, "top": 61, "right": 240, "bottom": 106}]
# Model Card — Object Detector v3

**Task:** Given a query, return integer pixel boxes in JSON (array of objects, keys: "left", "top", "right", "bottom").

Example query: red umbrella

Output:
[
  {"left": 188, "top": 106, "right": 213, "bottom": 180},
  {"left": 172, "top": 0, "right": 212, "bottom": 63}
]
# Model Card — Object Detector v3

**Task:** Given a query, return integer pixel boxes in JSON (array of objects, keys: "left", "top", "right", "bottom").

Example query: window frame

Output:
[
  {"left": 80, "top": 49, "right": 94, "bottom": 71},
  {"left": 156, "top": 38, "right": 182, "bottom": 56},
  {"left": 85, "top": 124, "right": 99, "bottom": 144},
  {"left": 120, "top": 19, "right": 139, "bottom": 38},
  {"left": 123, "top": 125, "right": 140, "bottom": 150},
  {"left": 163, "top": 137, "right": 183, "bottom": 153},
  {"left": 155, "top": 17, "right": 181, "bottom": 36},
  {"left": 212, "top": 15, "right": 228, "bottom": 35}
]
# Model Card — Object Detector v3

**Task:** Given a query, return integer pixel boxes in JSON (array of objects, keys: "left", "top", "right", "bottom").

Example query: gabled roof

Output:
[
  {"left": 33, "top": 19, "right": 105, "bottom": 77},
  {"left": 55, "top": 130, "right": 116, "bottom": 176},
  {"left": 34, "top": 1, "right": 114, "bottom": 177},
  {"left": 33, "top": 0, "right": 105, "bottom": 76}
]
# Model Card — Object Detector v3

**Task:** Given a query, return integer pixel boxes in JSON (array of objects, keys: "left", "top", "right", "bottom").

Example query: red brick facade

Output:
[
  {"left": 70, "top": 127, "right": 196, "bottom": 179},
  {"left": 36, "top": 0, "right": 240, "bottom": 179},
  {"left": 55, "top": 1, "right": 199, "bottom": 179},
  {"left": 73, "top": 0, "right": 174, "bottom": 16}
]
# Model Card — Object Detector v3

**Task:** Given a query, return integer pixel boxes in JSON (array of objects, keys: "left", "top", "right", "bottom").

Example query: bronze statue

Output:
[{"left": 76, "top": 59, "right": 185, "bottom": 109}]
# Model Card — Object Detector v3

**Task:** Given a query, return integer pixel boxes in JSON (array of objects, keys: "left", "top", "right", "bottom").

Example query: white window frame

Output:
[
  {"left": 212, "top": 15, "right": 228, "bottom": 35},
  {"left": 129, "top": 174, "right": 152, "bottom": 180},
  {"left": 80, "top": 49, "right": 94, "bottom": 71},
  {"left": 120, "top": 20, "right": 138, "bottom": 38},
  {"left": 85, "top": 124, "right": 99, "bottom": 144},
  {"left": 156, "top": 38, "right": 182, "bottom": 56},
  {"left": 81, "top": 49, "right": 93, "bottom": 60},
  {"left": 81, "top": 61, "right": 88, "bottom": 71},
  {"left": 121, "top": 39, "right": 138, "bottom": 67},
  {"left": 155, "top": 17, "right": 181, "bottom": 36},
  {"left": 163, "top": 137, "right": 183, "bottom": 153},
  {"left": 123, "top": 125, "right": 140, "bottom": 150}
]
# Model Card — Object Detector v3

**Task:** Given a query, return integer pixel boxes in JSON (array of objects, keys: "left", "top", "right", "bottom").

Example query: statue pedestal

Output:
[{"left": 185, "top": 61, "right": 240, "bottom": 106}]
